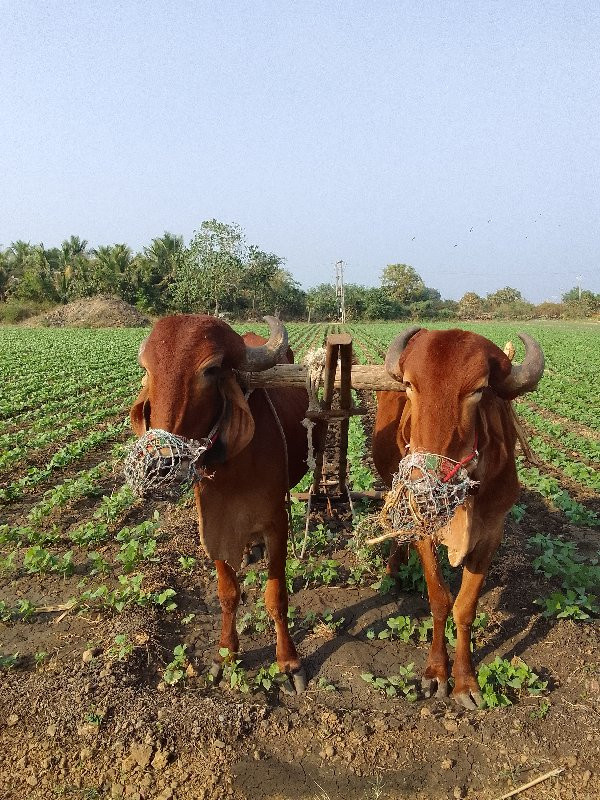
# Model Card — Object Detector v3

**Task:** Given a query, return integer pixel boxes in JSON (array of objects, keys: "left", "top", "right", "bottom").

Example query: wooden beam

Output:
[
  {"left": 239, "top": 364, "right": 406, "bottom": 392},
  {"left": 292, "top": 490, "right": 386, "bottom": 501}
]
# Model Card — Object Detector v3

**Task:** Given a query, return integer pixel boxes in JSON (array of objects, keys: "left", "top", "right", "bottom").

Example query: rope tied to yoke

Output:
[{"left": 301, "top": 347, "right": 327, "bottom": 471}]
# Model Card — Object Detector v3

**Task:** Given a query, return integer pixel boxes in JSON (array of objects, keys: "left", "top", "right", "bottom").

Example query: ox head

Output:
[
  {"left": 384, "top": 326, "right": 544, "bottom": 466},
  {"left": 130, "top": 314, "right": 288, "bottom": 471}
]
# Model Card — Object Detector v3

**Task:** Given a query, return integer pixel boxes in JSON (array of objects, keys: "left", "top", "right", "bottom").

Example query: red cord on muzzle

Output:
[{"left": 441, "top": 432, "right": 479, "bottom": 483}]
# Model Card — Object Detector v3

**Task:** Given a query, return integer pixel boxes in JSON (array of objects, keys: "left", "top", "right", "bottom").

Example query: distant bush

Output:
[
  {"left": 534, "top": 302, "right": 564, "bottom": 319},
  {"left": 0, "top": 300, "right": 55, "bottom": 324}
]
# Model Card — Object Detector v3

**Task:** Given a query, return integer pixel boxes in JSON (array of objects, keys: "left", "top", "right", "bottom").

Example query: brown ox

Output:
[
  {"left": 373, "top": 327, "right": 544, "bottom": 709},
  {"left": 130, "top": 315, "right": 310, "bottom": 692}
]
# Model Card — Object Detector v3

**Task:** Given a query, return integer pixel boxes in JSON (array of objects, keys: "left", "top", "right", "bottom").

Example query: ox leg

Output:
[
  {"left": 451, "top": 520, "right": 503, "bottom": 710},
  {"left": 415, "top": 538, "right": 454, "bottom": 699},
  {"left": 210, "top": 559, "right": 241, "bottom": 680},
  {"left": 264, "top": 527, "right": 306, "bottom": 694},
  {"left": 386, "top": 541, "right": 410, "bottom": 578}
]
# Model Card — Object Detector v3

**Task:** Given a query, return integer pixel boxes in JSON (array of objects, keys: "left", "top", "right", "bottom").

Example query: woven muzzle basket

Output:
[
  {"left": 124, "top": 429, "right": 212, "bottom": 500},
  {"left": 376, "top": 452, "right": 479, "bottom": 544}
]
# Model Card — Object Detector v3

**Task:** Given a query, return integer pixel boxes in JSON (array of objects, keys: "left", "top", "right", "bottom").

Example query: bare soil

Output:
[
  {"left": 0, "top": 411, "right": 599, "bottom": 800},
  {"left": 25, "top": 296, "right": 150, "bottom": 328}
]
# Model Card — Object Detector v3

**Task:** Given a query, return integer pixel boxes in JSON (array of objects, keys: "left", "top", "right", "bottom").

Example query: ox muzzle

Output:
[
  {"left": 124, "top": 428, "right": 217, "bottom": 500},
  {"left": 379, "top": 450, "right": 479, "bottom": 542}
]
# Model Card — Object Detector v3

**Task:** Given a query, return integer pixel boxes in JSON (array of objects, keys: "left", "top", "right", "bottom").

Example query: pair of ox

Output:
[{"left": 130, "top": 316, "right": 543, "bottom": 706}]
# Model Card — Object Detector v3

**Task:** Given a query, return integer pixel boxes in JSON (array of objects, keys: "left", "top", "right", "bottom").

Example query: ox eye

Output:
[{"left": 203, "top": 366, "right": 220, "bottom": 377}]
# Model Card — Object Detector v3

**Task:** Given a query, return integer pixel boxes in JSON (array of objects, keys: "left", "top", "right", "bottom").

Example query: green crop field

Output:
[{"left": 1, "top": 320, "right": 598, "bottom": 617}]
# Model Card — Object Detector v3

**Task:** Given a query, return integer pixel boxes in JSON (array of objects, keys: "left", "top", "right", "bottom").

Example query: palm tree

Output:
[
  {"left": 138, "top": 232, "right": 184, "bottom": 312},
  {"left": 92, "top": 244, "right": 135, "bottom": 300}
]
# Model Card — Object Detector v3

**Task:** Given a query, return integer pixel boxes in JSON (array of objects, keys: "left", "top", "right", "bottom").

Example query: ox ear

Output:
[
  {"left": 487, "top": 346, "right": 513, "bottom": 396},
  {"left": 130, "top": 387, "right": 150, "bottom": 436},
  {"left": 213, "top": 372, "right": 255, "bottom": 461}
]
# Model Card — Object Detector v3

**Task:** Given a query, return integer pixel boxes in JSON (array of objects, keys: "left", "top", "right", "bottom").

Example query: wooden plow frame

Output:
[{"left": 241, "top": 332, "right": 406, "bottom": 535}]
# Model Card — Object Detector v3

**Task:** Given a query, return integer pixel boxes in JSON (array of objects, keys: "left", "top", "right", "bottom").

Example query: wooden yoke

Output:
[
  {"left": 239, "top": 363, "right": 406, "bottom": 392},
  {"left": 311, "top": 333, "right": 355, "bottom": 494},
  {"left": 239, "top": 333, "right": 403, "bottom": 505}
]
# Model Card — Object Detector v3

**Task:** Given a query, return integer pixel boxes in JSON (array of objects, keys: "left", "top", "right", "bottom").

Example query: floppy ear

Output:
[
  {"left": 130, "top": 386, "right": 150, "bottom": 436},
  {"left": 212, "top": 372, "right": 255, "bottom": 462},
  {"left": 487, "top": 346, "right": 513, "bottom": 395}
]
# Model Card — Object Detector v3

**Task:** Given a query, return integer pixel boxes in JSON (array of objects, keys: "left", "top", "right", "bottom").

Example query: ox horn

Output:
[
  {"left": 240, "top": 315, "right": 289, "bottom": 371},
  {"left": 384, "top": 326, "right": 421, "bottom": 380},
  {"left": 496, "top": 333, "right": 545, "bottom": 397}
]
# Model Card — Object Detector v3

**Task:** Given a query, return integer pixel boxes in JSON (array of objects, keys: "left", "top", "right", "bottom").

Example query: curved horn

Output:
[
  {"left": 240, "top": 315, "right": 289, "bottom": 371},
  {"left": 496, "top": 333, "right": 545, "bottom": 398},
  {"left": 384, "top": 326, "right": 421, "bottom": 380}
]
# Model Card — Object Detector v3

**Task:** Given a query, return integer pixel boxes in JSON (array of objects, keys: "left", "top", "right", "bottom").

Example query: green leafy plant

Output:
[
  {"left": 163, "top": 644, "right": 188, "bottom": 686},
  {"left": 84, "top": 707, "right": 104, "bottom": 726},
  {"left": 219, "top": 647, "right": 250, "bottom": 693},
  {"left": 535, "top": 589, "right": 598, "bottom": 620},
  {"left": 253, "top": 662, "right": 287, "bottom": 691},
  {"left": 368, "top": 615, "right": 416, "bottom": 642},
  {"left": 106, "top": 634, "right": 134, "bottom": 661},
  {"left": 0, "top": 653, "right": 19, "bottom": 670},
  {"left": 530, "top": 699, "right": 551, "bottom": 719},
  {"left": 477, "top": 656, "right": 547, "bottom": 708},
  {"left": 178, "top": 555, "right": 197, "bottom": 573},
  {"left": 34, "top": 651, "right": 48, "bottom": 668},
  {"left": 360, "top": 664, "right": 417, "bottom": 701}
]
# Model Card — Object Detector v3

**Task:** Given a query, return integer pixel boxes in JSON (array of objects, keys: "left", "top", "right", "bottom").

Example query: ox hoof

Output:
[
  {"left": 208, "top": 660, "right": 223, "bottom": 683},
  {"left": 422, "top": 676, "right": 449, "bottom": 699},
  {"left": 452, "top": 689, "right": 484, "bottom": 710},
  {"left": 281, "top": 667, "right": 308, "bottom": 695}
]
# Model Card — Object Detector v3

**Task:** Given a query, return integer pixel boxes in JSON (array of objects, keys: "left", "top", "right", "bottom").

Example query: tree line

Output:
[{"left": 1, "top": 220, "right": 597, "bottom": 321}]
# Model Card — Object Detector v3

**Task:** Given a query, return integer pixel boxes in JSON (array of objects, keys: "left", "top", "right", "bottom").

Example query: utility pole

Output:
[{"left": 334, "top": 260, "right": 346, "bottom": 324}]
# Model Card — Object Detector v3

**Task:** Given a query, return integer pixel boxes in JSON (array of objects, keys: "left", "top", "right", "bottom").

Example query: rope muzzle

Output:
[
  {"left": 124, "top": 425, "right": 219, "bottom": 500},
  {"left": 373, "top": 448, "right": 479, "bottom": 545}
]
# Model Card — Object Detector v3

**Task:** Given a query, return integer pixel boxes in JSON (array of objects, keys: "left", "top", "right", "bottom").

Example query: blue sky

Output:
[{"left": 1, "top": 1, "right": 599, "bottom": 302}]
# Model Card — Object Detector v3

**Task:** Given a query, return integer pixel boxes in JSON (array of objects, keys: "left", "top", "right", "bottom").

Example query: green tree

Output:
[
  {"left": 0, "top": 250, "right": 10, "bottom": 301},
  {"left": 486, "top": 286, "right": 523, "bottom": 306},
  {"left": 14, "top": 245, "right": 58, "bottom": 302},
  {"left": 458, "top": 292, "right": 486, "bottom": 319},
  {"left": 244, "top": 247, "right": 283, "bottom": 316},
  {"left": 49, "top": 236, "right": 91, "bottom": 302},
  {"left": 138, "top": 232, "right": 184, "bottom": 312},
  {"left": 363, "top": 287, "right": 406, "bottom": 320},
  {"left": 381, "top": 263, "right": 426, "bottom": 304},
  {"left": 342, "top": 283, "right": 369, "bottom": 320},
  {"left": 562, "top": 287, "right": 599, "bottom": 317},
  {"left": 306, "top": 283, "right": 337, "bottom": 321},
  {"left": 92, "top": 244, "right": 135, "bottom": 300},
  {"left": 185, "top": 220, "right": 247, "bottom": 315},
  {"left": 267, "top": 269, "right": 306, "bottom": 319}
]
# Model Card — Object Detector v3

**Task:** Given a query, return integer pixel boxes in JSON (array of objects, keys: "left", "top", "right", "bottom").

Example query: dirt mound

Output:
[{"left": 27, "top": 295, "right": 150, "bottom": 328}]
